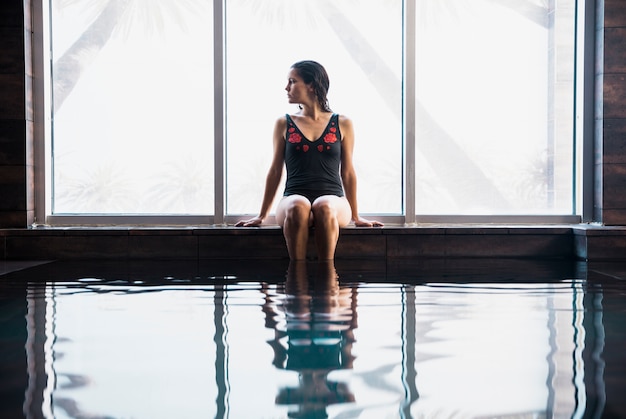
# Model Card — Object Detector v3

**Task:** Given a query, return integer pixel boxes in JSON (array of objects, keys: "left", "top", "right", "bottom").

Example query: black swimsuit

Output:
[{"left": 283, "top": 114, "right": 345, "bottom": 203}]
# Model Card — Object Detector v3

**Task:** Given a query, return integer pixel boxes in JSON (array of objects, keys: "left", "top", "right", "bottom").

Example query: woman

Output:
[{"left": 236, "top": 60, "right": 382, "bottom": 260}]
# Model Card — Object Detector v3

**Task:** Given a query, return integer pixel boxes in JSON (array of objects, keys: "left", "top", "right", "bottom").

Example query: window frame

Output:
[{"left": 34, "top": 0, "right": 591, "bottom": 227}]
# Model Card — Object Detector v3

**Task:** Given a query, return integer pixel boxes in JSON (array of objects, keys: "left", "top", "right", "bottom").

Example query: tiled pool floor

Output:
[{"left": 1, "top": 258, "right": 625, "bottom": 418}]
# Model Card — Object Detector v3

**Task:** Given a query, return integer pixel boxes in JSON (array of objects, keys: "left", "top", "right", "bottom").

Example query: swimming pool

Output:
[{"left": 1, "top": 259, "right": 625, "bottom": 418}]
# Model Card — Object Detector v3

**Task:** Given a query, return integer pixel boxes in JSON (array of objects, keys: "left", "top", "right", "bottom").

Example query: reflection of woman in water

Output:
[
  {"left": 262, "top": 261, "right": 357, "bottom": 417},
  {"left": 236, "top": 60, "right": 382, "bottom": 260}
]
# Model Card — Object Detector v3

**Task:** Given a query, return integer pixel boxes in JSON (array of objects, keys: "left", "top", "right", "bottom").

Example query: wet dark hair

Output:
[{"left": 291, "top": 60, "right": 332, "bottom": 112}]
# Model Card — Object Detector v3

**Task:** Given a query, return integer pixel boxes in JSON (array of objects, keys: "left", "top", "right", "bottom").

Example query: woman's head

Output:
[{"left": 291, "top": 60, "right": 332, "bottom": 112}]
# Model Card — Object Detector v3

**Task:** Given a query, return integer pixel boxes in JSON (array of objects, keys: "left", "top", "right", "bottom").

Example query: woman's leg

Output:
[
  {"left": 276, "top": 195, "right": 312, "bottom": 260},
  {"left": 311, "top": 196, "right": 352, "bottom": 260}
]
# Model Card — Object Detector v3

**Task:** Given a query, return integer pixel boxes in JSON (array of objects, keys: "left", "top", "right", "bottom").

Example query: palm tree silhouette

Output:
[
  {"left": 52, "top": 0, "right": 207, "bottom": 113},
  {"left": 52, "top": 0, "right": 562, "bottom": 213},
  {"left": 241, "top": 0, "right": 516, "bottom": 209}
]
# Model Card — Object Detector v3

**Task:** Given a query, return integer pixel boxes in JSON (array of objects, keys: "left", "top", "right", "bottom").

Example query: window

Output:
[
  {"left": 50, "top": 0, "right": 214, "bottom": 215},
  {"left": 42, "top": 0, "right": 582, "bottom": 224},
  {"left": 225, "top": 1, "right": 403, "bottom": 215},
  {"left": 413, "top": 0, "right": 576, "bottom": 216}
]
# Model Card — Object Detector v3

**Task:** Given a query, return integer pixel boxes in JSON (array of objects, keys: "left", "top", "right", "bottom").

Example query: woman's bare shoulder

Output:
[
  {"left": 274, "top": 114, "right": 288, "bottom": 126},
  {"left": 272, "top": 115, "right": 288, "bottom": 137},
  {"left": 338, "top": 114, "right": 354, "bottom": 130}
]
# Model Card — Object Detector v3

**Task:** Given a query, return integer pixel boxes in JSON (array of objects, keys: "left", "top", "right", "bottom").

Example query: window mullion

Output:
[
  {"left": 34, "top": 0, "right": 52, "bottom": 225},
  {"left": 577, "top": 0, "right": 596, "bottom": 222},
  {"left": 214, "top": 0, "right": 226, "bottom": 225},
  {"left": 404, "top": 0, "right": 416, "bottom": 225}
]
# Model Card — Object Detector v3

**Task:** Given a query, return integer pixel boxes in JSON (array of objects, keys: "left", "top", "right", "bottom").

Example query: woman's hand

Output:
[
  {"left": 353, "top": 216, "right": 384, "bottom": 227},
  {"left": 235, "top": 216, "right": 264, "bottom": 227}
]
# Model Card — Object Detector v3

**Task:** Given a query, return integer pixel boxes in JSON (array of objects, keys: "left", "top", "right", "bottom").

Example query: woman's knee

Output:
[
  {"left": 287, "top": 203, "right": 310, "bottom": 223},
  {"left": 311, "top": 200, "right": 336, "bottom": 222},
  {"left": 279, "top": 197, "right": 311, "bottom": 227},
  {"left": 312, "top": 197, "right": 351, "bottom": 226}
]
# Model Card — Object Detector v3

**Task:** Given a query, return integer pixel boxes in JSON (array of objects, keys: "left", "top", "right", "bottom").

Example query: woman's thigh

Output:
[
  {"left": 311, "top": 195, "right": 352, "bottom": 227},
  {"left": 275, "top": 195, "right": 313, "bottom": 227}
]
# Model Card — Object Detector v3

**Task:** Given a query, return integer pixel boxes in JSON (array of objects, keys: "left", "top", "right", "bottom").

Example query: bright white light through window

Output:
[
  {"left": 48, "top": 0, "right": 577, "bottom": 218},
  {"left": 51, "top": 1, "right": 214, "bottom": 214}
]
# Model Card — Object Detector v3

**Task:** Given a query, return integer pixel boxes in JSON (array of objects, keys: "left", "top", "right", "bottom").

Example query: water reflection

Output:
[
  {"left": 264, "top": 261, "right": 357, "bottom": 416},
  {"left": 0, "top": 260, "right": 624, "bottom": 417}
]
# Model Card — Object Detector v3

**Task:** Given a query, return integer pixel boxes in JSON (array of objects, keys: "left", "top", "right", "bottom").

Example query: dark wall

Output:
[
  {"left": 0, "top": 1, "right": 625, "bottom": 227},
  {"left": 599, "top": 0, "right": 626, "bottom": 224},
  {"left": 0, "top": 0, "right": 34, "bottom": 227}
]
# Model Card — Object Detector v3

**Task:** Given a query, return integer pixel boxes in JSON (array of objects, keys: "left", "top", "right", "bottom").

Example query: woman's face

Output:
[{"left": 285, "top": 68, "right": 313, "bottom": 105}]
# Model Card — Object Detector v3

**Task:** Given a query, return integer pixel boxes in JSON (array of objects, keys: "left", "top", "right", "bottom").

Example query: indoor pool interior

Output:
[{"left": 1, "top": 258, "right": 625, "bottom": 419}]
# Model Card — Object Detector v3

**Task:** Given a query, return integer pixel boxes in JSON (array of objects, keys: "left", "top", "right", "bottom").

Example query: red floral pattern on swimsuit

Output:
[
  {"left": 286, "top": 114, "right": 340, "bottom": 153},
  {"left": 288, "top": 132, "right": 302, "bottom": 143}
]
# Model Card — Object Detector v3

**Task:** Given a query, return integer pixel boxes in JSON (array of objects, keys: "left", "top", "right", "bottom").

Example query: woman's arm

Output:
[
  {"left": 236, "top": 117, "right": 286, "bottom": 226},
  {"left": 339, "top": 115, "right": 383, "bottom": 227}
]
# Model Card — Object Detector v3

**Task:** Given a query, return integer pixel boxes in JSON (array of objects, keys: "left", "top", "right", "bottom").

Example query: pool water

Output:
[{"left": 1, "top": 259, "right": 625, "bottom": 418}]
